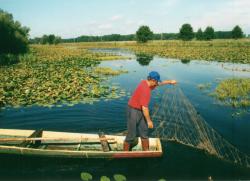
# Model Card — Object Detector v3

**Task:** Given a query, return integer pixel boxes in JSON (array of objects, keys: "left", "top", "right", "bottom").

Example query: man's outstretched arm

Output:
[
  {"left": 158, "top": 80, "right": 177, "bottom": 86},
  {"left": 142, "top": 106, "right": 153, "bottom": 129}
]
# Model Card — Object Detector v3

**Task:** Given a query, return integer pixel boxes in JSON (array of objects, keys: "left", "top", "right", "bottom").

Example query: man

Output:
[{"left": 124, "top": 71, "right": 177, "bottom": 151}]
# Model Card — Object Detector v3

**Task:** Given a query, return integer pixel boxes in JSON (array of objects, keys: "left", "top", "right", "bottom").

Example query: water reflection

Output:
[
  {"left": 136, "top": 53, "right": 153, "bottom": 66},
  {"left": 181, "top": 59, "right": 191, "bottom": 64}
]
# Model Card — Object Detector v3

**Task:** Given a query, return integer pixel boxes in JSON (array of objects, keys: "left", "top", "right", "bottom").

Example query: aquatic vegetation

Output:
[
  {"left": 79, "top": 172, "right": 167, "bottom": 181},
  {"left": 75, "top": 39, "right": 250, "bottom": 63},
  {"left": 100, "top": 176, "right": 111, "bottom": 181},
  {"left": 94, "top": 67, "right": 128, "bottom": 75},
  {"left": 81, "top": 172, "right": 93, "bottom": 181},
  {"left": 197, "top": 83, "right": 211, "bottom": 90},
  {"left": 0, "top": 45, "right": 128, "bottom": 108},
  {"left": 113, "top": 174, "right": 127, "bottom": 181},
  {"left": 214, "top": 78, "right": 250, "bottom": 107}
]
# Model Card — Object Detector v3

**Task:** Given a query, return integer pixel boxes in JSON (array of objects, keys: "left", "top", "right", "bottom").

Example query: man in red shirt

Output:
[{"left": 124, "top": 71, "right": 177, "bottom": 151}]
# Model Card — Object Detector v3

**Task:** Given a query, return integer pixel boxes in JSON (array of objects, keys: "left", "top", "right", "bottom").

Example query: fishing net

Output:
[{"left": 152, "top": 86, "right": 250, "bottom": 168}]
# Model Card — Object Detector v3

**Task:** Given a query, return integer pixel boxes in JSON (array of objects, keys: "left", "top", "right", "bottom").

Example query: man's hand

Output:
[
  {"left": 142, "top": 106, "right": 154, "bottom": 129},
  {"left": 158, "top": 80, "right": 177, "bottom": 86},
  {"left": 147, "top": 120, "right": 154, "bottom": 129},
  {"left": 170, "top": 80, "right": 177, "bottom": 85}
]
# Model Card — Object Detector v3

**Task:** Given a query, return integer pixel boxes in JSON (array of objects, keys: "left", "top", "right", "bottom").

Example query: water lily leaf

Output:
[
  {"left": 80, "top": 172, "right": 93, "bottom": 181},
  {"left": 158, "top": 179, "right": 167, "bottom": 181},
  {"left": 113, "top": 174, "right": 126, "bottom": 181},
  {"left": 100, "top": 176, "right": 110, "bottom": 181}
]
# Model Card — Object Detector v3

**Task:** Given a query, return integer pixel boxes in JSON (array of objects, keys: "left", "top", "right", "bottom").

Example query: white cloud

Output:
[
  {"left": 192, "top": 0, "right": 250, "bottom": 33},
  {"left": 110, "top": 15, "right": 123, "bottom": 21}
]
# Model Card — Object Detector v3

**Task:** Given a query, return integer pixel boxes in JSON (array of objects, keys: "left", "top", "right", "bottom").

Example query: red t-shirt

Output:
[{"left": 128, "top": 80, "right": 156, "bottom": 110}]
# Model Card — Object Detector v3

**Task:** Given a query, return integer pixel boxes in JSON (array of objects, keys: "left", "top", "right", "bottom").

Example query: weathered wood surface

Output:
[
  {"left": 0, "top": 137, "right": 115, "bottom": 142},
  {"left": 19, "top": 129, "right": 43, "bottom": 148},
  {"left": 0, "top": 129, "right": 163, "bottom": 158},
  {"left": 99, "top": 132, "right": 111, "bottom": 152}
]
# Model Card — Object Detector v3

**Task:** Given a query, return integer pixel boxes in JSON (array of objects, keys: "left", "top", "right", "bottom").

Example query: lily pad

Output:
[
  {"left": 80, "top": 172, "right": 93, "bottom": 181},
  {"left": 113, "top": 174, "right": 127, "bottom": 181},
  {"left": 100, "top": 176, "right": 110, "bottom": 181}
]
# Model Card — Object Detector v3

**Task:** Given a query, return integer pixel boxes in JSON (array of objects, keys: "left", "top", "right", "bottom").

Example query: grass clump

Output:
[{"left": 214, "top": 78, "right": 250, "bottom": 107}]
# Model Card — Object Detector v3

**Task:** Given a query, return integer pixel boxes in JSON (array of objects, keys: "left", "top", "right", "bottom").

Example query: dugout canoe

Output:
[{"left": 0, "top": 129, "right": 162, "bottom": 158}]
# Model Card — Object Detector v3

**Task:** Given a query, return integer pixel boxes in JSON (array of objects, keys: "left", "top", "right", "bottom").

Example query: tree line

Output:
[
  {"left": 178, "top": 23, "right": 244, "bottom": 41},
  {"left": 0, "top": 8, "right": 247, "bottom": 65},
  {"left": 29, "top": 34, "right": 62, "bottom": 44},
  {"left": 59, "top": 24, "right": 244, "bottom": 43}
]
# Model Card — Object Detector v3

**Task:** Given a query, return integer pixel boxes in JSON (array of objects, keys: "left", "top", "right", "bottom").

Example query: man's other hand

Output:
[{"left": 147, "top": 120, "right": 154, "bottom": 129}]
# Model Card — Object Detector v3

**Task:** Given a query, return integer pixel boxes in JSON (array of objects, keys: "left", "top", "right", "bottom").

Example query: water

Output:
[{"left": 0, "top": 49, "right": 250, "bottom": 180}]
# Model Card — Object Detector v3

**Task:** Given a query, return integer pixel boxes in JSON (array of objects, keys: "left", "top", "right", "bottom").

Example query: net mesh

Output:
[{"left": 152, "top": 86, "right": 250, "bottom": 168}]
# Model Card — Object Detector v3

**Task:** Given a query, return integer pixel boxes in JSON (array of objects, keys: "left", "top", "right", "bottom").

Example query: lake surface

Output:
[{"left": 0, "top": 48, "right": 250, "bottom": 180}]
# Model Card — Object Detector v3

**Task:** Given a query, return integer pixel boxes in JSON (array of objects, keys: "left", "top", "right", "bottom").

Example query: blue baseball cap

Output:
[{"left": 148, "top": 71, "right": 161, "bottom": 82}]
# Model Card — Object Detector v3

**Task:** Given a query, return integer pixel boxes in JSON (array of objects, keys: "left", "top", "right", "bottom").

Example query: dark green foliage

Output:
[
  {"left": 54, "top": 36, "right": 62, "bottom": 44},
  {"left": 136, "top": 25, "right": 153, "bottom": 43},
  {"left": 196, "top": 28, "right": 203, "bottom": 40},
  {"left": 215, "top": 31, "right": 232, "bottom": 39},
  {"left": 232, "top": 25, "right": 243, "bottom": 39},
  {"left": 48, "top": 34, "right": 56, "bottom": 44},
  {"left": 203, "top": 26, "right": 215, "bottom": 40},
  {"left": 0, "top": 9, "right": 29, "bottom": 55},
  {"left": 62, "top": 34, "right": 135, "bottom": 43},
  {"left": 179, "top": 24, "right": 194, "bottom": 41},
  {"left": 102, "top": 34, "right": 121, "bottom": 41},
  {"left": 62, "top": 33, "right": 180, "bottom": 43},
  {"left": 38, "top": 34, "right": 61, "bottom": 44},
  {"left": 0, "top": 54, "right": 19, "bottom": 66},
  {"left": 181, "top": 59, "right": 191, "bottom": 64}
]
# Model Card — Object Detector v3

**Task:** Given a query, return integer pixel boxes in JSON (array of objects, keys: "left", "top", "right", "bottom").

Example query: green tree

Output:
[
  {"left": 40, "top": 34, "right": 61, "bottom": 44},
  {"left": 54, "top": 36, "right": 62, "bottom": 44},
  {"left": 136, "top": 25, "right": 153, "bottom": 43},
  {"left": 232, "top": 25, "right": 243, "bottom": 39},
  {"left": 48, "top": 34, "right": 56, "bottom": 44},
  {"left": 203, "top": 26, "right": 215, "bottom": 40},
  {"left": 196, "top": 28, "right": 203, "bottom": 40},
  {"left": 0, "top": 9, "right": 29, "bottom": 55},
  {"left": 179, "top": 23, "right": 194, "bottom": 41},
  {"left": 41, "top": 35, "right": 49, "bottom": 44}
]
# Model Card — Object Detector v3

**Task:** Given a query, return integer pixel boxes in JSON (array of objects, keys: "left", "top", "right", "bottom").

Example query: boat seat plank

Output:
[
  {"left": 98, "top": 132, "right": 110, "bottom": 152},
  {"left": 19, "top": 129, "right": 43, "bottom": 148}
]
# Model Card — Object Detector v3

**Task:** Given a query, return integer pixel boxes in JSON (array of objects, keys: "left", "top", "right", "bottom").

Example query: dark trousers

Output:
[{"left": 125, "top": 106, "right": 148, "bottom": 144}]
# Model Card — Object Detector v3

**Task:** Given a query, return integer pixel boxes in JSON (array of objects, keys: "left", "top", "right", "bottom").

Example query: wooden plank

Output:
[
  {"left": 98, "top": 132, "right": 110, "bottom": 152},
  {"left": 19, "top": 129, "right": 43, "bottom": 148},
  {"left": 0, "top": 137, "right": 115, "bottom": 142}
]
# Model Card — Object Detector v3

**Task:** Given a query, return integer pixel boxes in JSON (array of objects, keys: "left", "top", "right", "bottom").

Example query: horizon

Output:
[{"left": 1, "top": 0, "right": 250, "bottom": 39}]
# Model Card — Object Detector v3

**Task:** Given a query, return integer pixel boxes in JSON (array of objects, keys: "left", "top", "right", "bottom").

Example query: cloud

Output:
[
  {"left": 192, "top": 0, "right": 250, "bottom": 33},
  {"left": 110, "top": 15, "right": 123, "bottom": 21}
]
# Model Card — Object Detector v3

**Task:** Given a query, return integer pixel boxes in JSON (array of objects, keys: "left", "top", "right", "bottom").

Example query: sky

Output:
[{"left": 0, "top": 0, "right": 250, "bottom": 38}]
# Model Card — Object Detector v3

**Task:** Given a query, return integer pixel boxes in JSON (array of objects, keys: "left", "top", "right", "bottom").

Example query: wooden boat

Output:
[{"left": 0, "top": 129, "right": 162, "bottom": 159}]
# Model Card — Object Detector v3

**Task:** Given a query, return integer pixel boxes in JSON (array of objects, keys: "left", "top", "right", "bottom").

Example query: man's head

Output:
[{"left": 147, "top": 71, "right": 161, "bottom": 87}]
